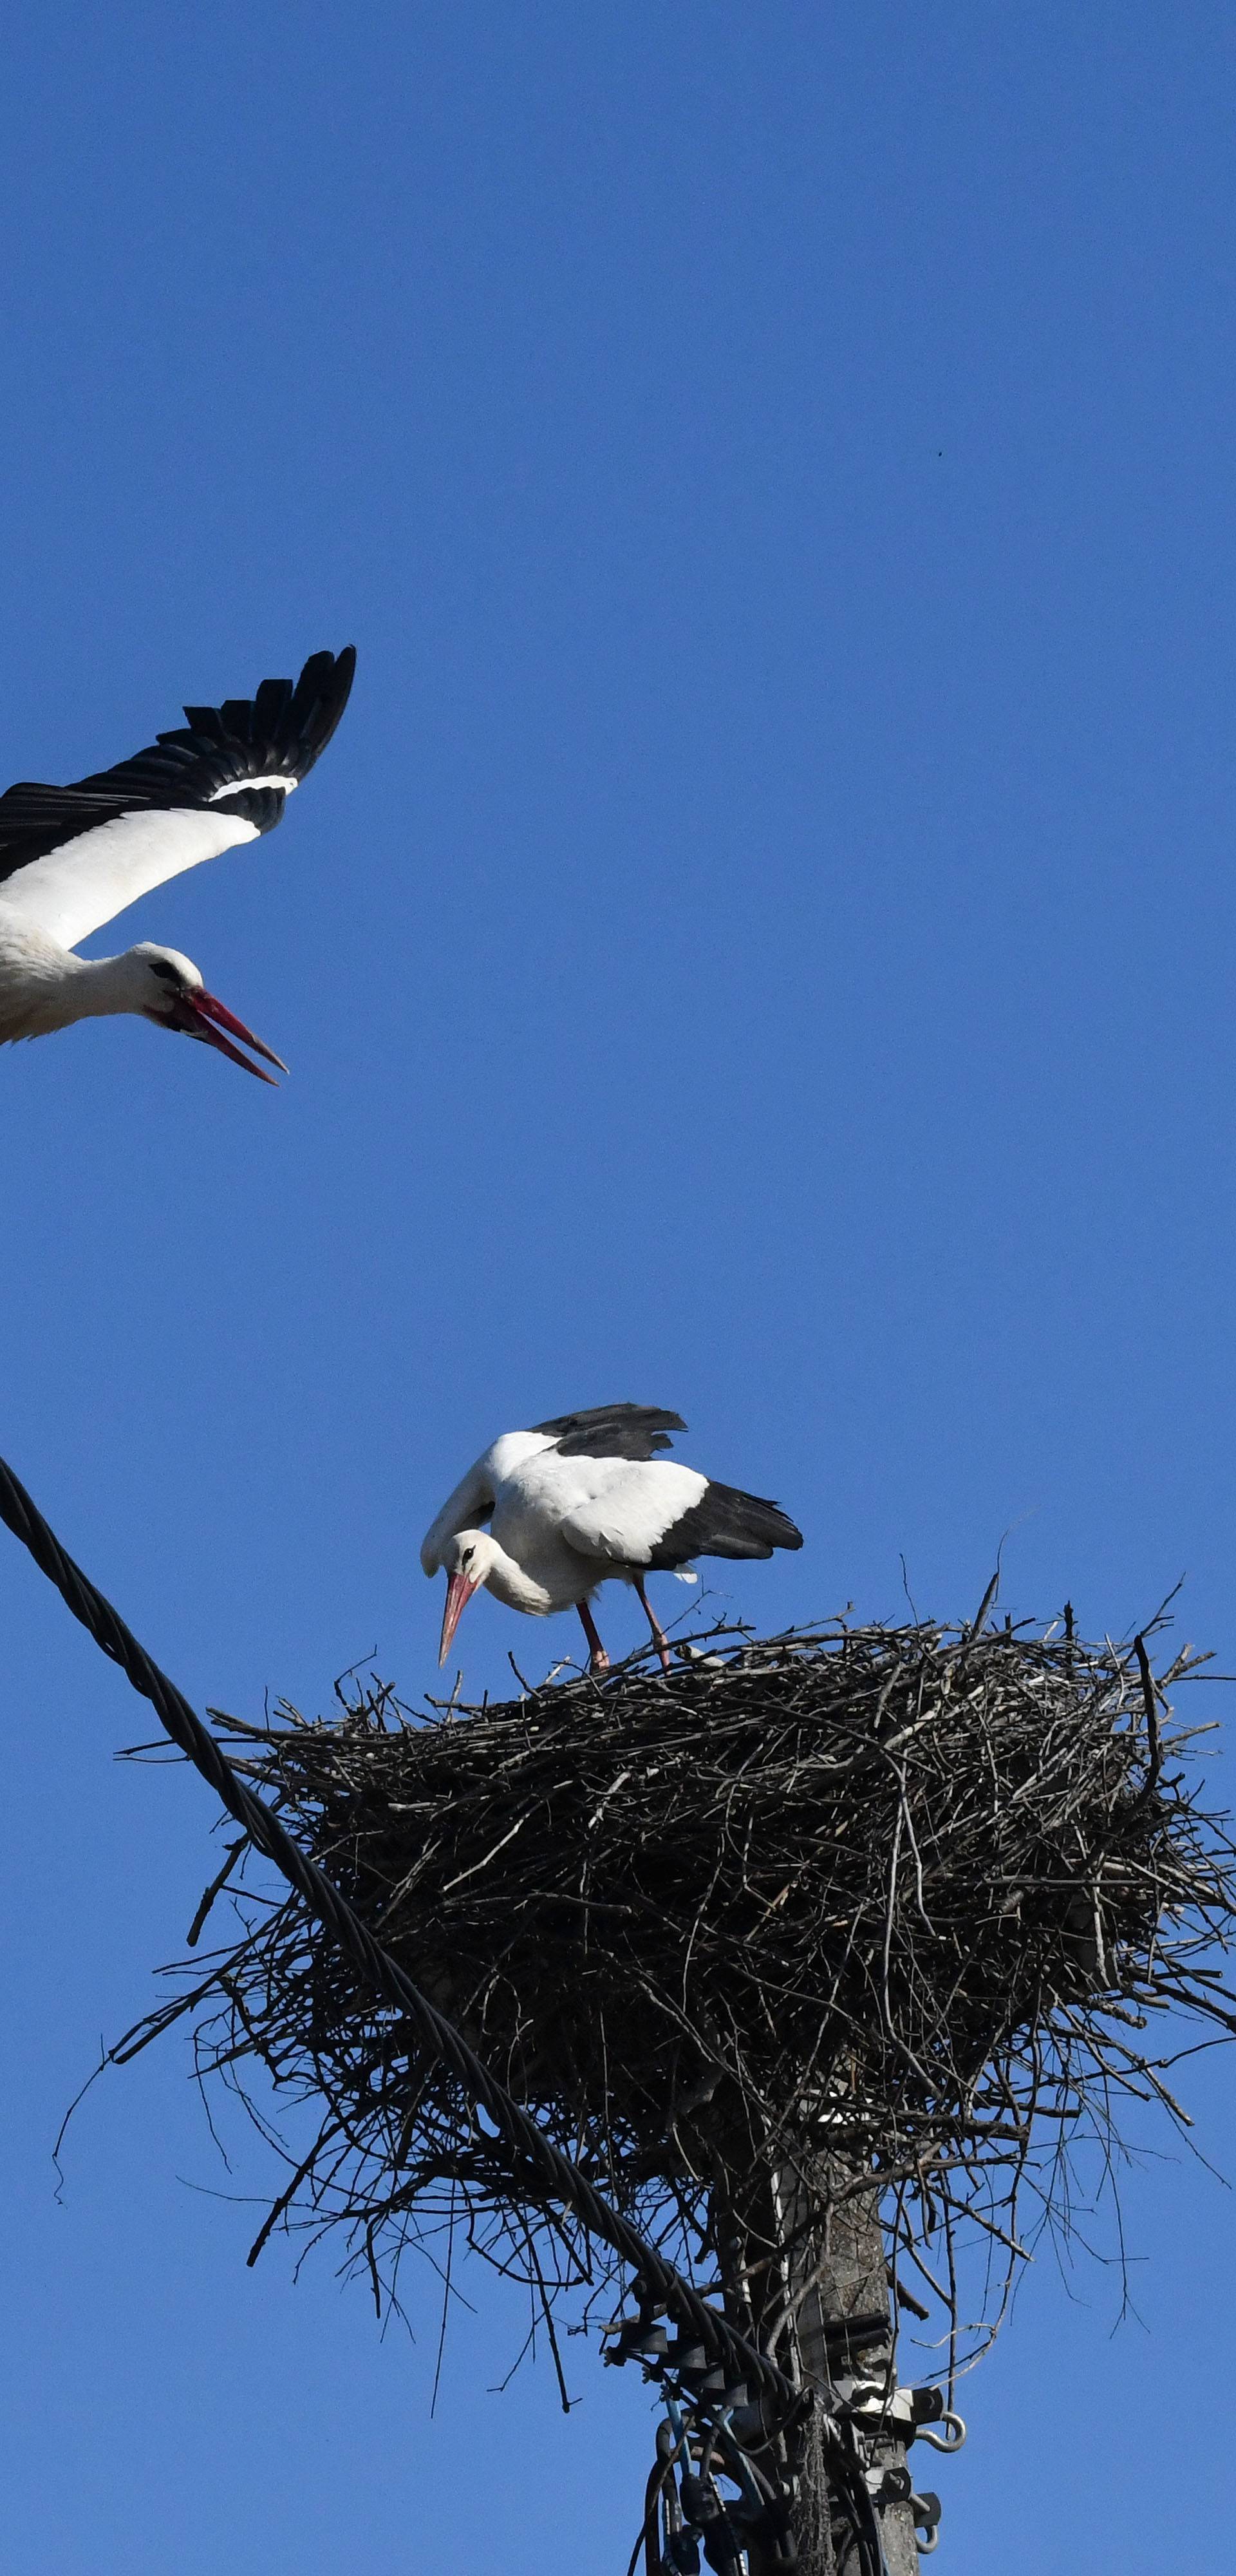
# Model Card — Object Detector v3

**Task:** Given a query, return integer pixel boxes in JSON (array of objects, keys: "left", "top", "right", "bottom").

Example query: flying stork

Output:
[
  {"left": 0, "top": 645, "right": 355, "bottom": 1081},
  {"left": 421, "top": 1403, "right": 803, "bottom": 1675}
]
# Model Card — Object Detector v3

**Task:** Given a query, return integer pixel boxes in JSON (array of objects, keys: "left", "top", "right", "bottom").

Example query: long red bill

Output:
[
  {"left": 189, "top": 990, "right": 289, "bottom": 1084},
  {"left": 438, "top": 1567, "right": 482, "bottom": 1666}
]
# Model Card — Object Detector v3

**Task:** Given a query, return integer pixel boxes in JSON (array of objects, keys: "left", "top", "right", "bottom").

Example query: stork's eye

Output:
[{"left": 148, "top": 960, "right": 184, "bottom": 988}]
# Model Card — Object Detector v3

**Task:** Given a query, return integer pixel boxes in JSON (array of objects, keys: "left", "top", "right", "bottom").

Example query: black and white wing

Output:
[
  {"left": 532, "top": 1402, "right": 688, "bottom": 1461},
  {"left": 559, "top": 1466, "right": 803, "bottom": 1569},
  {"left": 642, "top": 1479, "right": 804, "bottom": 1567},
  {"left": 0, "top": 646, "right": 355, "bottom": 951}
]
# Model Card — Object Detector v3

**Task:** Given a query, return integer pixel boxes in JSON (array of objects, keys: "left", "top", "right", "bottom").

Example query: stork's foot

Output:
[{"left": 590, "top": 1647, "right": 612, "bottom": 1675}]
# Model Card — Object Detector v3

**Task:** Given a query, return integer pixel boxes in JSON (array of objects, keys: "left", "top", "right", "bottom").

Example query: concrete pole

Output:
[
  {"left": 789, "top": 2179, "right": 919, "bottom": 2576},
  {"left": 716, "top": 2168, "right": 922, "bottom": 2575}
]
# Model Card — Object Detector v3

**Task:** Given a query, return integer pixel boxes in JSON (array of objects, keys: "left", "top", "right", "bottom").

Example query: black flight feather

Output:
[
  {"left": 646, "top": 1480, "right": 803, "bottom": 1569},
  {"left": 532, "top": 1402, "right": 688, "bottom": 1462},
  {"left": 252, "top": 676, "right": 294, "bottom": 734}
]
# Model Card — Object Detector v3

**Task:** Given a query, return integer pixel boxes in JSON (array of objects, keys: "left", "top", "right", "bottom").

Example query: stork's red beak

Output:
[
  {"left": 185, "top": 990, "right": 288, "bottom": 1084},
  {"left": 438, "top": 1567, "right": 482, "bottom": 1666}
]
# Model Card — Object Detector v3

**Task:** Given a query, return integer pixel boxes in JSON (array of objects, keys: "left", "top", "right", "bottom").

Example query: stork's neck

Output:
[
  {"left": 480, "top": 1539, "right": 555, "bottom": 1615},
  {"left": 0, "top": 920, "right": 152, "bottom": 1043},
  {"left": 67, "top": 951, "right": 157, "bottom": 1020}
]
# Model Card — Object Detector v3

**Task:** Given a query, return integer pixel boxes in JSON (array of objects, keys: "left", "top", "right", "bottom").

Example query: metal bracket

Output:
[
  {"left": 838, "top": 2368, "right": 966, "bottom": 2452},
  {"left": 912, "top": 2489, "right": 942, "bottom": 2555}
]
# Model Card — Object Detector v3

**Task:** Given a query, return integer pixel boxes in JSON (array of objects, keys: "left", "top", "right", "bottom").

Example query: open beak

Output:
[
  {"left": 184, "top": 990, "right": 289, "bottom": 1084},
  {"left": 438, "top": 1567, "right": 482, "bottom": 1666}
]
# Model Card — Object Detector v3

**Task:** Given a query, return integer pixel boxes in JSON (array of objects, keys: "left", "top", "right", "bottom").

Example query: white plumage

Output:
[
  {"left": 422, "top": 1405, "right": 803, "bottom": 1674},
  {"left": 2, "top": 805, "right": 262, "bottom": 952}
]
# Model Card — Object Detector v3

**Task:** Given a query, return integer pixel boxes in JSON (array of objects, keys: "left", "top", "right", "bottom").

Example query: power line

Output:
[
  {"left": 0, "top": 1453, "right": 896, "bottom": 2570},
  {"left": 0, "top": 1452, "right": 792, "bottom": 2410}
]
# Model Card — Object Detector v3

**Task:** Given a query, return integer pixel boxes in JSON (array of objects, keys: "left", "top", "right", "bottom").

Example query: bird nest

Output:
[{"left": 117, "top": 1611, "right": 1236, "bottom": 2380}]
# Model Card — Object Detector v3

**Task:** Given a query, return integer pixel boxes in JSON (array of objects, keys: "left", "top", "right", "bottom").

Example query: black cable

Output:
[
  {"left": 0, "top": 1451, "right": 797, "bottom": 2415},
  {"left": 0, "top": 1454, "right": 892, "bottom": 2566}
]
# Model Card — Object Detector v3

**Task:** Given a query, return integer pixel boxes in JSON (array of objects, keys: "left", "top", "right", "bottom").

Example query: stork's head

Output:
[
  {"left": 130, "top": 943, "right": 288, "bottom": 1084},
  {"left": 436, "top": 1528, "right": 500, "bottom": 1665}
]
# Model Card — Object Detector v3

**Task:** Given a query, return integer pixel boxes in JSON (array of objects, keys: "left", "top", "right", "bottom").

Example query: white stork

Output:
[
  {"left": 421, "top": 1403, "right": 803, "bottom": 1675},
  {"left": 0, "top": 646, "right": 355, "bottom": 1081}
]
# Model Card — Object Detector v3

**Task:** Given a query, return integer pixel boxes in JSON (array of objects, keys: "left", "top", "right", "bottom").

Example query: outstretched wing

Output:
[
  {"left": 532, "top": 1402, "right": 687, "bottom": 1461},
  {"left": 0, "top": 645, "right": 355, "bottom": 950}
]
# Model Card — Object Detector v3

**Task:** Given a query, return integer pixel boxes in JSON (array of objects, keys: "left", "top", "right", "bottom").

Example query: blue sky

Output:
[{"left": 2, "top": 4, "right": 1235, "bottom": 2566}]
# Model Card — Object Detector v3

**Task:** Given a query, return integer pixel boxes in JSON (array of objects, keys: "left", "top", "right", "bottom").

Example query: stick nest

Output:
[{"left": 122, "top": 1613, "right": 1236, "bottom": 2372}]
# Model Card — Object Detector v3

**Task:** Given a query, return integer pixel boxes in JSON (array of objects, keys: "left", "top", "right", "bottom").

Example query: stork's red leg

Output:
[
  {"left": 577, "top": 1599, "right": 610, "bottom": 1673},
  {"left": 634, "top": 1575, "right": 673, "bottom": 1675}
]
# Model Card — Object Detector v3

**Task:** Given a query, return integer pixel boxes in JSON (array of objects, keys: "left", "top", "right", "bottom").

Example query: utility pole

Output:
[
  {"left": 789, "top": 2181, "right": 919, "bottom": 2576},
  {"left": 738, "top": 2170, "right": 920, "bottom": 2576}
]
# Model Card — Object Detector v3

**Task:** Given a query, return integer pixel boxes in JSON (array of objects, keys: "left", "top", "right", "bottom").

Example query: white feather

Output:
[
  {"left": 0, "top": 808, "right": 259, "bottom": 950},
  {"left": 206, "top": 774, "right": 297, "bottom": 802},
  {"left": 552, "top": 1459, "right": 708, "bottom": 1565}
]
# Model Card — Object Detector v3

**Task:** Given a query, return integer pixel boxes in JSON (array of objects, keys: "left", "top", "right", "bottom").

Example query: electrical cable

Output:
[
  {"left": 0, "top": 1451, "right": 796, "bottom": 2413},
  {"left": 0, "top": 1452, "right": 901, "bottom": 2570}
]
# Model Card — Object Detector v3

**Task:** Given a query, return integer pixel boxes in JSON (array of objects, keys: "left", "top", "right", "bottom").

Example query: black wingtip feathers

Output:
[{"left": 177, "top": 645, "right": 356, "bottom": 784}]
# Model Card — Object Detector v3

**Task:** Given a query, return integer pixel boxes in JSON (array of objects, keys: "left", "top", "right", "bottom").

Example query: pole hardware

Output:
[
  {"left": 835, "top": 2365, "right": 966, "bottom": 2453},
  {"left": 911, "top": 2490, "right": 942, "bottom": 2553},
  {"left": 837, "top": 2347, "right": 962, "bottom": 2561},
  {"left": 646, "top": 2390, "right": 798, "bottom": 2576}
]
